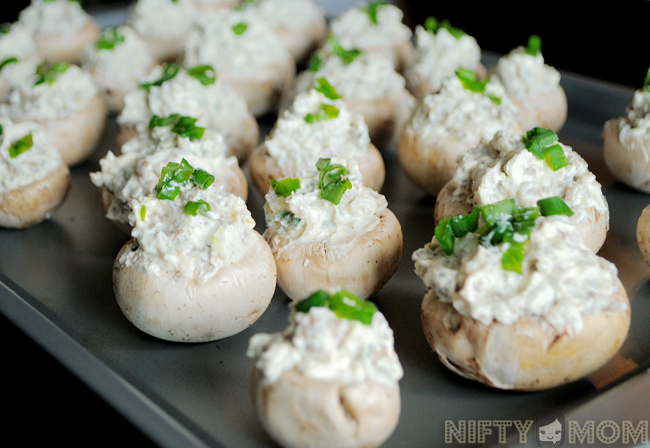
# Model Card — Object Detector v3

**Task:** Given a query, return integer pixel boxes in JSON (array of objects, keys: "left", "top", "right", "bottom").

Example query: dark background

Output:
[{"left": 1, "top": 1, "right": 647, "bottom": 447}]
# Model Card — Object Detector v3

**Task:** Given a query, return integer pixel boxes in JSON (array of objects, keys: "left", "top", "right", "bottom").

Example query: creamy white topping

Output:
[
  {"left": 491, "top": 46, "right": 561, "bottom": 95},
  {"left": 304, "top": 50, "right": 406, "bottom": 101},
  {"left": 1, "top": 64, "right": 98, "bottom": 121},
  {"left": 90, "top": 128, "right": 237, "bottom": 225},
  {"left": 450, "top": 130, "right": 608, "bottom": 225},
  {"left": 0, "top": 118, "right": 64, "bottom": 193},
  {"left": 405, "top": 25, "right": 482, "bottom": 94},
  {"left": 118, "top": 184, "right": 256, "bottom": 283},
  {"left": 127, "top": 0, "right": 197, "bottom": 42},
  {"left": 192, "top": 0, "right": 236, "bottom": 10},
  {"left": 247, "top": 300, "right": 403, "bottom": 385},
  {"left": 0, "top": 23, "right": 38, "bottom": 61},
  {"left": 184, "top": 8, "right": 292, "bottom": 77},
  {"left": 19, "top": 0, "right": 92, "bottom": 36},
  {"left": 410, "top": 75, "right": 520, "bottom": 145},
  {"left": 265, "top": 89, "right": 369, "bottom": 175},
  {"left": 263, "top": 158, "right": 387, "bottom": 252},
  {"left": 244, "top": 0, "right": 325, "bottom": 47},
  {"left": 615, "top": 89, "right": 650, "bottom": 161},
  {"left": 329, "top": 2, "right": 411, "bottom": 64},
  {"left": 118, "top": 65, "right": 250, "bottom": 152},
  {"left": 413, "top": 217, "right": 625, "bottom": 336},
  {"left": 80, "top": 26, "right": 155, "bottom": 97}
]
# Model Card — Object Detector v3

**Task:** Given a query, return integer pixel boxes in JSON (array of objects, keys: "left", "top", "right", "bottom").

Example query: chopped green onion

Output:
[
  {"left": 190, "top": 169, "right": 215, "bottom": 189},
  {"left": 96, "top": 26, "right": 125, "bottom": 50},
  {"left": 501, "top": 238, "right": 527, "bottom": 273},
  {"left": 184, "top": 199, "right": 211, "bottom": 216},
  {"left": 316, "top": 158, "right": 351, "bottom": 205},
  {"left": 8, "top": 133, "right": 33, "bottom": 158},
  {"left": 141, "top": 63, "right": 180, "bottom": 91},
  {"left": 149, "top": 114, "right": 205, "bottom": 141},
  {"left": 479, "top": 198, "right": 516, "bottom": 229},
  {"left": 232, "top": 22, "right": 248, "bottom": 35},
  {"left": 140, "top": 205, "right": 146, "bottom": 221},
  {"left": 524, "top": 35, "right": 542, "bottom": 57},
  {"left": 363, "top": 1, "right": 386, "bottom": 25},
  {"left": 308, "top": 52, "right": 323, "bottom": 72},
  {"left": 326, "top": 35, "right": 362, "bottom": 65},
  {"left": 455, "top": 67, "right": 493, "bottom": 97},
  {"left": 424, "top": 16, "right": 465, "bottom": 39},
  {"left": 34, "top": 62, "right": 69, "bottom": 86},
  {"left": 0, "top": 123, "right": 3, "bottom": 137},
  {"left": 544, "top": 144, "right": 569, "bottom": 171},
  {"left": 294, "top": 289, "right": 376, "bottom": 325},
  {"left": 270, "top": 177, "right": 301, "bottom": 197},
  {"left": 304, "top": 104, "right": 340, "bottom": 123},
  {"left": 0, "top": 57, "right": 18, "bottom": 73},
  {"left": 449, "top": 206, "right": 480, "bottom": 237},
  {"left": 487, "top": 94, "right": 501, "bottom": 105},
  {"left": 537, "top": 196, "right": 574, "bottom": 217},
  {"left": 314, "top": 77, "right": 341, "bottom": 100},
  {"left": 434, "top": 217, "right": 456, "bottom": 256},
  {"left": 276, "top": 210, "right": 302, "bottom": 226},
  {"left": 156, "top": 158, "right": 194, "bottom": 200},
  {"left": 187, "top": 64, "right": 216, "bottom": 86},
  {"left": 523, "top": 127, "right": 558, "bottom": 159},
  {"left": 643, "top": 68, "right": 650, "bottom": 93},
  {"left": 0, "top": 23, "right": 11, "bottom": 35}
]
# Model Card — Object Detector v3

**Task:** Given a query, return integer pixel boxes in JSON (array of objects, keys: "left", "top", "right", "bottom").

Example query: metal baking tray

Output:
[{"left": 2, "top": 5, "right": 650, "bottom": 448}]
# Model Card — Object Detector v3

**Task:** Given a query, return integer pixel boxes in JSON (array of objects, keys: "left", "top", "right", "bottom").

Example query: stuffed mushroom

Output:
[
  {"left": 248, "top": 288, "right": 403, "bottom": 448},
  {"left": 0, "top": 22, "right": 41, "bottom": 103}
]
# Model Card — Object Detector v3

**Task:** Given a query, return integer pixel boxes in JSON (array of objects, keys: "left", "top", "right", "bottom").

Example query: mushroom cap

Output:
[
  {"left": 637, "top": 204, "right": 650, "bottom": 266},
  {"left": 251, "top": 367, "right": 400, "bottom": 448},
  {"left": 603, "top": 118, "right": 650, "bottom": 193},
  {"left": 508, "top": 85, "right": 567, "bottom": 133},
  {"left": 420, "top": 283, "right": 630, "bottom": 391},
  {"left": 0, "top": 163, "right": 71, "bottom": 228},
  {"left": 267, "top": 208, "right": 402, "bottom": 301},
  {"left": 248, "top": 142, "right": 385, "bottom": 197},
  {"left": 33, "top": 20, "right": 100, "bottom": 64},
  {"left": 434, "top": 180, "right": 610, "bottom": 254},
  {"left": 113, "top": 232, "right": 277, "bottom": 342}
]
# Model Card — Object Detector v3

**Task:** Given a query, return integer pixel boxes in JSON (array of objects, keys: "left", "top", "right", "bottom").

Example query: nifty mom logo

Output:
[{"left": 445, "top": 411, "right": 648, "bottom": 445}]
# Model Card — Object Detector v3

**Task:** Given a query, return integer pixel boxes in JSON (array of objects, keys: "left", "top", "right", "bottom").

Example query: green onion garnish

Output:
[
  {"left": 294, "top": 289, "right": 377, "bottom": 325},
  {"left": 184, "top": 199, "right": 211, "bottom": 216},
  {"left": 276, "top": 210, "right": 302, "bottom": 226},
  {"left": 0, "top": 57, "right": 18, "bottom": 73},
  {"left": 155, "top": 159, "right": 215, "bottom": 200},
  {"left": 435, "top": 217, "right": 456, "bottom": 256},
  {"left": 304, "top": 104, "right": 340, "bottom": 123},
  {"left": 501, "top": 234, "right": 527, "bottom": 274},
  {"left": 363, "top": 1, "right": 386, "bottom": 25},
  {"left": 34, "top": 62, "right": 69, "bottom": 86},
  {"left": 316, "top": 158, "right": 352, "bottom": 205},
  {"left": 544, "top": 144, "right": 569, "bottom": 171},
  {"left": 187, "top": 64, "right": 216, "bottom": 86},
  {"left": 141, "top": 63, "right": 180, "bottom": 91},
  {"left": 270, "top": 177, "right": 301, "bottom": 197},
  {"left": 308, "top": 52, "right": 323, "bottom": 72},
  {"left": 140, "top": 205, "right": 146, "bottom": 221},
  {"left": 537, "top": 196, "right": 574, "bottom": 217},
  {"left": 148, "top": 114, "right": 205, "bottom": 141},
  {"left": 232, "top": 22, "right": 248, "bottom": 35},
  {"left": 0, "top": 23, "right": 11, "bottom": 35},
  {"left": 522, "top": 127, "right": 568, "bottom": 170},
  {"left": 455, "top": 67, "right": 501, "bottom": 104},
  {"left": 314, "top": 77, "right": 341, "bottom": 100},
  {"left": 424, "top": 16, "right": 465, "bottom": 39},
  {"left": 643, "top": 68, "right": 650, "bottom": 93},
  {"left": 8, "top": 133, "right": 33, "bottom": 158},
  {"left": 524, "top": 35, "right": 542, "bottom": 57},
  {"left": 326, "top": 35, "right": 362, "bottom": 65},
  {"left": 480, "top": 198, "right": 517, "bottom": 229},
  {"left": 190, "top": 169, "right": 215, "bottom": 189},
  {"left": 96, "top": 27, "right": 125, "bottom": 50}
]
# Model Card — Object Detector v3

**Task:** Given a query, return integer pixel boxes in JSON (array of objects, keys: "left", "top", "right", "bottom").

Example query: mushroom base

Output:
[{"left": 603, "top": 119, "right": 650, "bottom": 193}]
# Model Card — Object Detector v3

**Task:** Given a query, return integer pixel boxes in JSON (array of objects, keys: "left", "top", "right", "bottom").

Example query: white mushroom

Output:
[
  {"left": 248, "top": 289, "right": 403, "bottom": 448},
  {"left": 636, "top": 204, "right": 650, "bottom": 266},
  {"left": 0, "top": 118, "right": 71, "bottom": 228},
  {"left": 113, "top": 182, "right": 277, "bottom": 342},
  {"left": 263, "top": 158, "right": 402, "bottom": 301},
  {"left": 398, "top": 70, "right": 523, "bottom": 197},
  {"left": 413, "top": 212, "right": 630, "bottom": 391},
  {"left": 0, "top": 22, "right": 41, "bottom": 103},
  {"left": 434, "top": 129, "right": 610, "bottom": 253},
  {"left": 249, "top": 86, "right": 385, "bottom": 196}
]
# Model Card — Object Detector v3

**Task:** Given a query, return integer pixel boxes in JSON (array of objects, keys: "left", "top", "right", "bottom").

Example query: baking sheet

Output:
[{"left": 2, "top": 9, "right": 650, "bottom": 448}]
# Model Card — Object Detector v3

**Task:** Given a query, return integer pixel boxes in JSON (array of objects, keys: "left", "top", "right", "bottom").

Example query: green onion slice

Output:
[
  {"left": 501, "top": 237, "right": 527, "bottom": 274},
  {"left": 326, "top": 35, "right": 362, "bottom": 65},
  {"left": 232, "top": 22, "right": 248, "bottom": 35},
  {"left": 270, "top": 177, "right": 301, "bottom": 197},
  {"left": 34, "top": 62, "right": 69, "bottom": 86},
  {"left": 0, "top": 57, "right": 18, "bottom": 73},
  {"left": 544, "top": 144, "right": 569, "bottom": 171},
  {"left": 294, "top": 289, "right": 377, "bottom": 325},
  {"left": 523, "top": 127, "right": 558, "bottom": 159},
  {"left": 190, "top": 169, "right": 215, "bottom": 189},
  {"left": 141, "top": 63, "right": 180, "bottom": 91},
  {"left": 479, "top": 199, "right": 516, "bottom": 229},
  {"left": 184, "top": 199, "right": 211, "bottom": 216},
  {"left": 308, "top": 52, "right": 323, "bottom": 72},
  {"left": 424, "top": 16, "right": 465, "bottom": 39},
  {"left": 316, "top": 158, "right": 351, "bottom": 205},
  {"left": 643, "top": 67, "right": 650, "bottom": 92},
  {"left": 314, "top": 77, "right": 341, "bottom": 100},
  {"left": 8, "top": 133, "right": 33, "bottom": 158},
  {"left": 187, "top": 64, "right": 216, "bottom": 86},
  {"left": 524, "top": 35, "right": 542, "bottom": 57},
  {"left": 304, "top": 104, "right": 340, "bottom": 123},
  {"left": 363, "top": 1, "right": 386, "bottom": 25},
  {"left": 434, "top": 217, "right": 456, "bottom": 256},
  {"left": 149, "top": 114, "right": 205, "bottom": 141},
  {"left": 156, "top": 158, "right": 194, "bottom": 200},
  {"left": 140, "top": 205, "right": 146, "bottom": 221},
  {"left": 537, "top": 196, "right": 574, "bottom": 217},
  {"left": 96, "top": 26, "right": 125, "bottom": 50},
  {"left": 455, "top": 67, "right": 491, "bottom": 94},
  {"left": 0, "top": 23, "right": 11, "bottom": 35}
]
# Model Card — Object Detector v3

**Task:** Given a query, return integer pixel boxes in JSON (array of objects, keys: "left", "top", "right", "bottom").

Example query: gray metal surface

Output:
[{"left": 1, "top": 14, "right": 650, "bottom": 448}]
